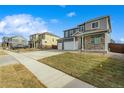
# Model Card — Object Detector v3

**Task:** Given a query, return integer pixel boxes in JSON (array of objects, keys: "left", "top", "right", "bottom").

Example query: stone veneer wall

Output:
[{"left": 84, "top": 33, "right": 105, "bottom": 50}]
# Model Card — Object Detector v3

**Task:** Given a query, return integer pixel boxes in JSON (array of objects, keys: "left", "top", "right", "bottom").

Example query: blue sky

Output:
[{"left": 0, "top": 5, "right": 124, "bottom": 42}]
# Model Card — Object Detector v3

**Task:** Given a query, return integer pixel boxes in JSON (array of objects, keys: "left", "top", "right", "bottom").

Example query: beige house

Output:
[
  {"left": 29, "top": 32, "right": 60, "bottom": 49},
  {"left": 58, "top": 16, "right": 112, "bottom": 53}
]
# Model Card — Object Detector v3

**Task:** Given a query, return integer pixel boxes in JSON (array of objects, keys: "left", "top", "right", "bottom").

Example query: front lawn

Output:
[
  {"left": 0, "top": 51, "right": 7, "bottom": 56},
  {"left": 0, "top": 64, "right": 46, "bottom": 88},
  {"left": 38, "top": 52, "right": 124, "bottom": 88}
]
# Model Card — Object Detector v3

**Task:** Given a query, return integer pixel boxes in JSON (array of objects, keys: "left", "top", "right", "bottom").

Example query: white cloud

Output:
[
  {"left": 67, "top": 12, "right": 76, "bottom": 17},
  {"left": 0, "top": 14, "right": 48, "bottom": 41},
  {"left": 59, "top": 5, "right": 66, "bottom": 8},
  {"left": 50, "top": 19, "right": 59, "bottom": 23},
  {"left": 120, "top": 38, "right": 124, "bottom": 43}
]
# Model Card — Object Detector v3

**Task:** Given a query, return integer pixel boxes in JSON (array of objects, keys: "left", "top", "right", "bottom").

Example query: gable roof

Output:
[
  {"left": 64, "top": 27, "right": 78, "bottom": 32},
  {"left": 40, "top": 32, "right": 60, "bottom": 38},
  {"left": 78, "top": 16, "right": 110, "bottom": 26},
  {"left": 72, "top": 31, "right": 82, "bottom": 36}
]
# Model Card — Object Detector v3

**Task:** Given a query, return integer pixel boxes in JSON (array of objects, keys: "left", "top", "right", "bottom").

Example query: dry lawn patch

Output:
[
  {"left": 0, "top": 51, "right": 7, "bottom": 56},
  {"left": 0, "top": 64, "right": 46, "bottom": 88}
]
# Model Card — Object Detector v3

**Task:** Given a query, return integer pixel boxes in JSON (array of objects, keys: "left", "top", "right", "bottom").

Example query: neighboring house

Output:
[
  {"left": 58, "top": 16, "right": 112, "bottom": 52},
  {"left": 2, "top": 36, "right": 27, "bottom": 49},
  {"left": 28, "top": 33, "right": 40, "bottom": 48},
  {"left": 2, "top": 37, "right": 10, "bottom": 49},
  {"left": 29, "top": 32, "right": 60, "bottom": 49}
]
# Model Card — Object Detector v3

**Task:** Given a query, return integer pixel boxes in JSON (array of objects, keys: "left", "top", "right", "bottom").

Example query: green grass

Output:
[
  {"left": 38, "top": 52, "right": 124, "bottom": 88},
  {"left": 0, "top": 64, "right": 46, "bottom": 88}
]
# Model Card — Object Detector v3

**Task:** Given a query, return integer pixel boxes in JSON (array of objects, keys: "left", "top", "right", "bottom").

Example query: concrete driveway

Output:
[
  {"left": 20, "top": 50, "right": 64, "bottom": 60},
  {"left": 0, "top": 55, "right": 19, "bottom": 66}
]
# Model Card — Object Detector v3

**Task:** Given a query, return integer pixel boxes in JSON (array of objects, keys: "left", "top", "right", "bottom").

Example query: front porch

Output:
[{"left": 72, "top": 32, "right": 110, "bottom": 52}]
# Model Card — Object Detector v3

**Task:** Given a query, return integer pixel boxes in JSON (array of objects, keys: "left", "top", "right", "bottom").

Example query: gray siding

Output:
[
  {"left": 64, "top": 28, "right": 78, "bottom": 38},
  {"left": 85, "top": 17, "right": 108, "bottom": 31}
]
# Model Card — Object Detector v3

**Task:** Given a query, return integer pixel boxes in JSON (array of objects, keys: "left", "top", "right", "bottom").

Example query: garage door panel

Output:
[
  {"left": 64, "top": 41, "right": 78, "bottom": 50},
  {"left": 64, "top": 41, "right": 74, "bottom": 50}
]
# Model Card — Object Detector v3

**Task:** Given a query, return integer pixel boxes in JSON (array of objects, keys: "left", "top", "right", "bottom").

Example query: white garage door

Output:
[
  {"left": 58, "top": 43, "right": 63, "bottom": 50},
  {"left": 64, "top": 41, "right": 78, "bottom": 50}
]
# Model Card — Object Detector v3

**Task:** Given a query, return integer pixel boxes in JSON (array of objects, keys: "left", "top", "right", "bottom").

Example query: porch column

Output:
[
  {"left": 73, "top": 37, "right": 76, "bottom": 50},
  {"left": 82, "top": 36, "right": 84, "bottom": 50},
  {"left": 105, "top": 33, "right": 110, "bottom": 52}
]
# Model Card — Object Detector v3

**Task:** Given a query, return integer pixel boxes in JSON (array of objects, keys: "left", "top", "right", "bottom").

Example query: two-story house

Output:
[
  {"left": 28, "top": 33, "right": 40, "bottom": 48},
  {"left": 2, "top": 36, "right": 27, "bottom": 49},
  {"left": 58, "top": 16, "right": 112, "bottom": 52},
  {"left": 29, "top": 32, "right": 60, "bottom": 49},
  {"left": 2, "top": 37, "right": 9, "bottom": 49}
]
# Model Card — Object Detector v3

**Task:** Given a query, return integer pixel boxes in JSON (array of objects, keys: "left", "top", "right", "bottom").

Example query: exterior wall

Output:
[
  {"left": 64, "top": 28, "right": 79, "bottom": 38},
  {"left": 58, "top": 43, "right": 63, "bottom": 50},
  {"left": 42, "top": 34, "right": 59, "bottom": 48},
  {"left": 85, "top": 17, "right": 108, "bottom": 31},
  {"left": 84, "top": 33, "right": 105, "bottom": 50},
  {"left": 29, "top": 33, "right": 59, "bottom": 49},
  {"left": 105, "top": 32, "right": 111, "bottom": 52}
]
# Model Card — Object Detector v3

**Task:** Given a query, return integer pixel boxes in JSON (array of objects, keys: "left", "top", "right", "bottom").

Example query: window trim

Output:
[
  {"left": 91, "top": 35, "right": 102, "bottom": 45},
  {"left": 79, "top": 25, "right": 84, "bottom": 31},
  {"left": 91, "top": 21, "right": 100, "bottom": 29}
]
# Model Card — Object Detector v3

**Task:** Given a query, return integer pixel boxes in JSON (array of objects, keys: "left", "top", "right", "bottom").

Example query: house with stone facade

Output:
[
  {"left": 57, "top": 16, "right": 112, "bottom": 52},
  {"left": 29, "top": 32, "right": 60, "bottom": 49}
]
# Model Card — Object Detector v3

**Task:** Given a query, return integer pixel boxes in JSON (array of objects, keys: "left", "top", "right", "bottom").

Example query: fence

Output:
[{"left": 109, "top": 43, "right": 124, "bottom": 53}]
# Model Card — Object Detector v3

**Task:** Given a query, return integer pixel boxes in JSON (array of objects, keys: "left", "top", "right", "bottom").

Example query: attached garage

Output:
[
  {"left": 57, "top": 37, "right": 79, "bottom": 51},
  {"left": 64, "top": 41, "right": 74, "bottom": 50},
  {"left": 64, "top": 41, "right": 78, "bottom": 50}
]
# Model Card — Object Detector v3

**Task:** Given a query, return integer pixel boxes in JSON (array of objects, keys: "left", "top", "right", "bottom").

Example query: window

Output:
[
  {"left": 79, "top": 26, "right": 84, "bottom": 31},
  {"left": 70, "top": 30, "right": 73, "bottom": 36},
  {"left": 65, "top": 31, "right": 68, "bottom": 37},
  {"left": 91, "top": 36, "right": 101, "bottom": 45},
  {"left": 92, "top": 21, "right": 99, "bottom": 29}
]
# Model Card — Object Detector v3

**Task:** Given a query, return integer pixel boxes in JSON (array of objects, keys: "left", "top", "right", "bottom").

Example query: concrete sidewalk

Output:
[
  {"left": 5, "top": 51, "right": 95, "bottom": 88},
  {"left": 0, "top": 55, "right": 19, "bottom": 67}
]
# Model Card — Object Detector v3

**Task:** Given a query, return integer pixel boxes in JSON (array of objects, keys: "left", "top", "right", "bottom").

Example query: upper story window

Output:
[
  {"left": 64, "top": 31, "right": 68, "bottom": 38},
  {"left": 91, "top": 21, "right": 99, "bottom": 29},
  {"left": 79, "top": 26, "right": 84, "bottom": 31},
  {"left": 70, "top": 30, "right": 73, "bottom": 36}
]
